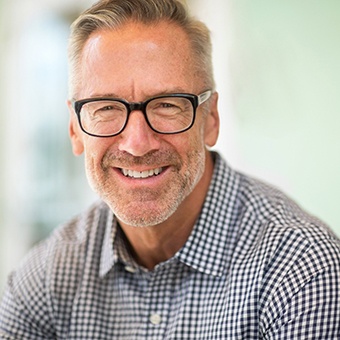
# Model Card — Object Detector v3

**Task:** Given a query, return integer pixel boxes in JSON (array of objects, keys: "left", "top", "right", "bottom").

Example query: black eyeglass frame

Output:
[{"left": 72, "top": 90, "right": 212, "bottom": 138}]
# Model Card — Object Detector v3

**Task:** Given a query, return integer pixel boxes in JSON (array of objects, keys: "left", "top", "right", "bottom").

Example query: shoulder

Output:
[
  {"left": 233, "top": 172, "right": 340, "bottom": 335},
  {"left": 231, "top": 169, "right": 340, "bottom": 297},
  {"left": 0, "top": 200, "right": 111, "bottom": 334},
  {"left": 211, "top": 154, "right": 339, "bottom": 276},
  {"left": 237, "top": 171, "right": 339, "bottom": 247},
  {"left": 14, "top": 199, "right": 110, "bottom": 290}
]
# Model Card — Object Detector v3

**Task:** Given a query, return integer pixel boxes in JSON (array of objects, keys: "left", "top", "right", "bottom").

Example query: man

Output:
[{"left": 0, "top": 0, "right": 339, "bottom": 338}]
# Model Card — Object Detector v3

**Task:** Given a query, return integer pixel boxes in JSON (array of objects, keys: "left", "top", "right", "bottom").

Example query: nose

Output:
[{"left": 118, "top": 110, "right": 161, "bottom": 156}]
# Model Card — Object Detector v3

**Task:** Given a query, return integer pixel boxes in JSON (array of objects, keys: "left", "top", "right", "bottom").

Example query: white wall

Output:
[
  {"left": 189, "top": 0, "right": 340, "bottom": 234},
  {"left": 188, "top": 0, "right": 240, "bottom": 166}
]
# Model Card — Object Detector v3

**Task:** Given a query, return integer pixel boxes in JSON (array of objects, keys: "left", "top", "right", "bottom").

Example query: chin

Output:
[{"left": 107, "top": 200, "right": 179, "bottom": 228}]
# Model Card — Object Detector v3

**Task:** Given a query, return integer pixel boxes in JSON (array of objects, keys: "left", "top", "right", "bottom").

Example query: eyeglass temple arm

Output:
[{"left": 198, "top": 90, "right": 212, "bottom": 105}]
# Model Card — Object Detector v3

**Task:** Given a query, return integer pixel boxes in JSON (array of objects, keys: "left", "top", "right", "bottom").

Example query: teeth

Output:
[{"left": 121, "top": 167, "right": 163, "bottom": 179}]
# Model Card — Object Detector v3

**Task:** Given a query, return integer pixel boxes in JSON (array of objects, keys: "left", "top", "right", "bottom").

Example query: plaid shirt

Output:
[{"left": 1, "top": 152, "right": 339, "bottom": 339}]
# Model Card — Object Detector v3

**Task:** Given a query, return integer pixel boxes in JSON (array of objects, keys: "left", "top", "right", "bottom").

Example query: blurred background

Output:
[{"left": 0, "top": 0, "right": 339, "bottom": 292}]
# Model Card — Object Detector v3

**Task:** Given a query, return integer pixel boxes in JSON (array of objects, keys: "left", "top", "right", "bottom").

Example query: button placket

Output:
[{"left": 143, "top": 264, "right": 172, "bottom": 338}]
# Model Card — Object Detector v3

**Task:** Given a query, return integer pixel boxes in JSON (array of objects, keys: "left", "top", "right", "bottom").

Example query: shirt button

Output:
[
  {"left": 125, "top": 266, "right": 136, "bottom": 273},
  {"left": 150, "top": 313, "right": 162, "bottom": 325}
]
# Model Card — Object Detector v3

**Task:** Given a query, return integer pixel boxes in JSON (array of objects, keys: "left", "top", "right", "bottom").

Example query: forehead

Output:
[{"left": 77, "top": 21, "right": 200, "bottom": 99}]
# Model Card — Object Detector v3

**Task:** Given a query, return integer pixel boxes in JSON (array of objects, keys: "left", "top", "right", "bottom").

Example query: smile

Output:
[{"left": 121, "top": 167, "right": 163, "bottom": 179}]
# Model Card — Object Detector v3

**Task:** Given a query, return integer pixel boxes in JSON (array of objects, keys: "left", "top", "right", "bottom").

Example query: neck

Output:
[{"left": 119, "top": 151, "right": 215, "bottom": 270}]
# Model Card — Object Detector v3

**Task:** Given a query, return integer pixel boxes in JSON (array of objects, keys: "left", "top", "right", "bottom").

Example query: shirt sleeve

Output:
[
  {"left": 0, "top": 243, "right": 56, "bottom": 339},
  {"left": 262, "top": 239, "right": 340, "bottom": 339}
]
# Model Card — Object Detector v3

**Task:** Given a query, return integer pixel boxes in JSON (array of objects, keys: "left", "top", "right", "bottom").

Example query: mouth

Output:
[{"left": 120, "top": 167, "right": 164, "bottom": 179}]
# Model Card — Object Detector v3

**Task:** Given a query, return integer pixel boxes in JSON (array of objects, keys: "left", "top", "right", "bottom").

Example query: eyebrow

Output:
[{"left": 86, "top": 88, "right": 189, "bottom": 100}]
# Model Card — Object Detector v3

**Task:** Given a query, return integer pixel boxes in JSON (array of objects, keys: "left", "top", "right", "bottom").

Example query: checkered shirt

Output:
[{"left": 1, "top": 152, "right": 340, "bottom": 339}]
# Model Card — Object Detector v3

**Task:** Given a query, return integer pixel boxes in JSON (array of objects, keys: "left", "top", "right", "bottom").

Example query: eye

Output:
[
  {"left": 95, "top": 103, "right": 124, "bottom": 113},
  {"left": 98, "top": 105, "right": 114, "bottom": 111},
  {"left": 148, "top": 98, "right": 190, "bottom": 115},
  {"left": 81, "top": 101, "right": 126, "bottom": 123},
  {"left": 159, "top": 102, "right": 178, "bottom": 108}
]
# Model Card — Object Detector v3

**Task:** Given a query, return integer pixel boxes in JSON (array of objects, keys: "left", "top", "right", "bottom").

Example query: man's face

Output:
[{"left": 68, "top": 21, "right": 219, "bottom": 227}]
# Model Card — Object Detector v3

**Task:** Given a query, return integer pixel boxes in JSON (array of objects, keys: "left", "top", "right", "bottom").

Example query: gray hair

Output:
[{"left": 68, "top": 0, "right": 215, "bottom": 98}]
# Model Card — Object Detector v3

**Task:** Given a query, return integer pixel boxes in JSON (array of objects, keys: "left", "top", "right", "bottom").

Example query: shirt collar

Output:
[
  {"left": 99, "top": 152, "right": 241, "bottom": 278},
  {"left": 99, "top": 208, "right": 117, "bottom": 277},
  {"left": 175, "top": 152, "right": 241, "bottom": 277}
]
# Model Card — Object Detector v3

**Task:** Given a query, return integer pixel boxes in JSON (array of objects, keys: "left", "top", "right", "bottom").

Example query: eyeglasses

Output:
[{"left": 72, "top": 90, "right": 212, "bottom": 137}]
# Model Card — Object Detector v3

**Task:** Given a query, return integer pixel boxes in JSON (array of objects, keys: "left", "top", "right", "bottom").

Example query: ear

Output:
[
  {"left": 67, "top": 100, "right": 84, "bottom": 156},
  {"left": 204, "top": 92, "right": 220, "bottom": 147}
]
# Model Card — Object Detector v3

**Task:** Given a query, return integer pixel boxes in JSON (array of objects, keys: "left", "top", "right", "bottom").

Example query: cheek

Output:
[
  {"left": 188, "top": 121, "right": 207, "bottom": 151},
  {"left": 83, "top": 140, "right": 111, "bottom": 178},
  {"left": 171, "top": 129, "right": 206, "bottom": 183},
  {"left": 83, "top": 151, "right": 101, "bottom": 190},
  {"left": 84, "top": 137, "right": 114, "bottom": 161},
  {"left": 172, "top": 125, "right": 207, "bottom": 165}
]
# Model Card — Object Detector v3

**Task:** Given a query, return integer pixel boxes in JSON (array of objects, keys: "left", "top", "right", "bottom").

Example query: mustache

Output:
[{"left": 101, "top": 150, "right": 182, "bottom": 170}]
